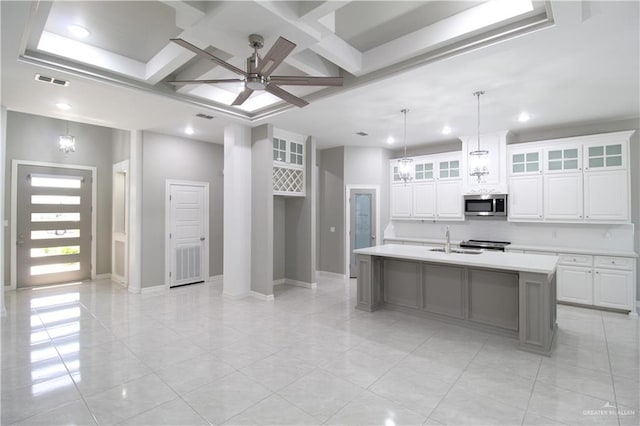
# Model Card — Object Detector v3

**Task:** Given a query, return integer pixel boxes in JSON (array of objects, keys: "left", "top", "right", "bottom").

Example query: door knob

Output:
[
  {"left": 372, "top": 235, "right": 376, "bottom": 239},
  {"left": 200, "top": 237, "right": 206, "bottom": 241}
]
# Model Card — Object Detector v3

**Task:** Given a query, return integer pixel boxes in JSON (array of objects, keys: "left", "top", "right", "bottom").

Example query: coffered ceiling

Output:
[{"left": 1, "top": 1, "right": 638, "bottom": 148}]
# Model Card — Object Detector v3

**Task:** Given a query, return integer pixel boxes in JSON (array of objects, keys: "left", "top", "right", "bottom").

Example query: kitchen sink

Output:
[{"left": 430, "top": 248, "right": 482, "bottom": 255}]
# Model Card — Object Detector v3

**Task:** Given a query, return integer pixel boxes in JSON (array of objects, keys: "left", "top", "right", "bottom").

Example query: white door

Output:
[
  {"left": 167, "top": 182, "right": 209, "bottom": 288},
  {"left": 436, "top": 180, "right": 463, "bottom": 220},
  {"left": 412, "top": 182, "right": 436, "bottom": 218},
  {"left": 112, "top": 161, "right": 128, "bottom": 285},
  {"left": 349, "top": 189, "right": 376, "bottom": 278},
  {"left": 391, "top": 185, "right": 412, "bottom": 218},
  {"left": 543, "top": 173, "right": 583, "bottom": 221},
  {"left": 584, "top": 170, "right": 628, "bottom": 222},
  {"left": 16, "top": 165, "right": 93, "bottom": 287},
  {"left": 593, "top": 268, "right": 633, "bottom": 310},
  {"left": 557, "top": 265, "right": 593, "bottom": 305},
  {"left": 508, "top": 175, "right": 543, "bottom": 221}
]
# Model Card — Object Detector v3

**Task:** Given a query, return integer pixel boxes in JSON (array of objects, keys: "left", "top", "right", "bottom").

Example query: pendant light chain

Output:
[
  {"left": 469, "top": 90, "right": 489, "bottom": 182},
  {"left": 397, "top": 108, "right": 412, "bottom": 184}
]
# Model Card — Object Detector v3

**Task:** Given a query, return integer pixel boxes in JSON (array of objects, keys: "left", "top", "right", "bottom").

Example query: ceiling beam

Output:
[
  {"left": 160, "top": 0, "right": 206, "bottom": 29},
  {"left": 310, "top": 34, "right": 362, "bottom": 75}
]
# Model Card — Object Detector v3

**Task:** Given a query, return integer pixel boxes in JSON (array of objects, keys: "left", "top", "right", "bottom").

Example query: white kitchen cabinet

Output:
[
  {"left": 557, "top": 265, "right": 593, "bottom": 305},
  {"left": 508, "top": 175, "right": 543, "bottom": 221},
  {"left": 412, "top": 182, "right": 436, "bottom": 218},
  {"left": 583, "top": 140, "right": 627, "bottom": 172},
  {"left": 593, "top": 268, "right": 634, "bottom": 310},
  {"left": 436, "top": 179, "right": 463, "bottom": 220},
  {"left": 509, "top": 147, "right": 543, "bottom": 175},
  {"left": 584, "top": 170, "right": 629, "bottom": 222},
  {"left": 543, "top": 173, "right": 583, "bottom": 221},
  {"left": 391, "top": 184, "right": 412, "bottom": 218},
  {"left": 544, "top": 144, "right": 582, "bottom": 173}
]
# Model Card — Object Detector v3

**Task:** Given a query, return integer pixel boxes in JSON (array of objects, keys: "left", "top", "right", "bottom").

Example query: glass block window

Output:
[
  {"left": 512, "top": 151, "right": 540, "bottom": 173},
  {"left": 414, "top": 163, "right": 434, "bottom": 180},
  {"left": 290, "top": 142, "right": 304, "bottom": 165},
  {"left": 548, "top": 148, "right": 579, "bottom": 171},
  {"left": 439, "top": 160, "right": 460, "bottom": 178},
  {"left": 273, "top": 138, "right": 286, "bottom": 162},
  {"left": 588, "top": 144, "right": 623, "bottom": 169}
]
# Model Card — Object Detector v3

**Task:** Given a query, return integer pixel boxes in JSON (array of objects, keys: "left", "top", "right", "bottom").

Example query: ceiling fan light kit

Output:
[{"left": 169, "top": 34, "right": 343, "bottom": 108}]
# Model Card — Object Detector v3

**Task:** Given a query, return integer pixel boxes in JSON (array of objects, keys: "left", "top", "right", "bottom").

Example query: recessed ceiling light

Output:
[
  {"left": 442, "top": 125, "right": 452, "bottom": 135},
  {"left": 184, "top": 127, "right": 195, "bottom": 135},
  {"left": 386, "top": 136, "right": 395, "bottom": 145},
  {"left": 518, "top": 112, "right": 531, "bottom": 122},
  {"left": 67, "top": 24, "right": 90, "bottom": 38},
  {"left": 56, "top": 102, "right": 71, "bottom": 110}
]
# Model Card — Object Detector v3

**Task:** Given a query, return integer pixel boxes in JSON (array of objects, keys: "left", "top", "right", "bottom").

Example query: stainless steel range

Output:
[{"left": 459, "top": 239, "right": 511, "bottom": 252}]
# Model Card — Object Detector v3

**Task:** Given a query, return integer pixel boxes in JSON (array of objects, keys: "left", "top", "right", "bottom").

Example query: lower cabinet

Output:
[
  {"left": 593, "top": 268, "right": 634, "bottom": 310},
  {"left": 557, "top": 265, "right": 593, "bottom": 305}
]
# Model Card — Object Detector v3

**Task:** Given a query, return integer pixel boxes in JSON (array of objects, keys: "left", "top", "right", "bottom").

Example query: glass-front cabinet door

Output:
[
  {"left": 438, "top": 159, "right": 460, "bottom": 179},
  {"left": 509, "top": 148, "right": 542, "bottom": 175},
  {"left": 544, "top": 145, "right": 582, "bottom": 173},
  {"left": 414, "top": 162, "right": 434, "bottom": 181},
  {"left": 583, "top": 140, "right": 627, "bottom": 171}
]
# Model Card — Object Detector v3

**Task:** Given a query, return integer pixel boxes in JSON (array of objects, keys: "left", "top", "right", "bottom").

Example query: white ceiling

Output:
[{"left": 1, "top": 1, "right": 638, "bottom": 149}]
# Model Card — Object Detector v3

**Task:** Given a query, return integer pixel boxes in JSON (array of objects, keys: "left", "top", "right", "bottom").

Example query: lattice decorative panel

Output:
[{"left": 273, "top": 166, "right": 305, "bottom": 196}]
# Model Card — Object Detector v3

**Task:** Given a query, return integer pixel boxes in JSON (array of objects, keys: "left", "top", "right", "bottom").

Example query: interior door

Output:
[
  {"left": 16, "top": 165, "right": 92, "bottom": 287},
  {"left": 349, "top": 189, "right": 376, "bottom": 278},
  {"left": 168, "top": 183, "right": 208, "bottom": 287}
]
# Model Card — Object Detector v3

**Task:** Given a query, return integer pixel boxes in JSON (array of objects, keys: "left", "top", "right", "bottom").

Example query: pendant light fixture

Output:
[
  {"left": 469, "top": 90, "right": 489, "bottom": 182},
  {"left": 397, "top": 108, "right": 412, "bottom": 184},
  {"left": 59, "top": 121, "right": 76, "bottom": 154}
]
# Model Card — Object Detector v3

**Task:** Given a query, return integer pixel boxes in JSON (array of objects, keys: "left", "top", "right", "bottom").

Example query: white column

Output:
[
  {"left": 1, "top": 106, "right": 7, "bottom": 315},
  {"left": 223, "top": 124, "right": 252, "bottom": 298},
  {"left": 128, "top": 130, "right": 142, "bottom": 293}
]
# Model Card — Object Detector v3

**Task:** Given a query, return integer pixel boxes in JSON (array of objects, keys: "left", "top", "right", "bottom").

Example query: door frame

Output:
[
  {"left": 10, "top": 160, "right": 97, "bottom": 290},
  {"left": 344, "top": 184, "right": 380, "bottom": 278},
  {"left": 112, "top": 160, "right": 129, "bottom": 285},
  {"left": 164, "top": 179, "right": 210, "bottom": 289}
]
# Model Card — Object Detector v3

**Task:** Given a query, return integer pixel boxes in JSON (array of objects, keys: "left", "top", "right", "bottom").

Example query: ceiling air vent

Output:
[
  {"left": 196, "top": 113, "right": 214, "bottom": 120},
  {"left": 356, "top": 131, "right": 369, "bottom": 136},
  {"left": 35, "top": 74, "right": 69, "bottom": 87}
]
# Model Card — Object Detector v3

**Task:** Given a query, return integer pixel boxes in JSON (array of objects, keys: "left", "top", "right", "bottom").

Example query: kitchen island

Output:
[{"left": 353, "top": 244, "right": 559, "bottom": 355}]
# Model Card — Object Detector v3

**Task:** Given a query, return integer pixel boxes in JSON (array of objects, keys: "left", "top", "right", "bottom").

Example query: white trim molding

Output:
[
  {"left": 207, "top": 275, "right": 223, "bottom": 283},
  {"left": 286, "top": 279, "right": 317, "bottom": 289},
  {"left": 95, "top": 273, "right": 111, "bottom": 280},
  {"left": 273, "top": 278, "right": 286, "bottom": 286},
  {"left": 141, "top": 284, "right": 165, "bottom": 294},
  {"left": 317, "top": 271, "right": 348, "bottom": 280},
  {"left": 250, "top": 291, "right": 275, "bottom": 301}
]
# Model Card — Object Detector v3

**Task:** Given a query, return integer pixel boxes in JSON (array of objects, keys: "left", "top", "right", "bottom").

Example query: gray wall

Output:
[
  {"left": 317, "top": 146, "right": 344, "bottom": 274},
  {"left": 4, "top": 111, "right": 113, "bottom": 282},
  {"left": 140, "top": 131, "right": 224, "bottom": 287},
  {"left": 392, "top": 139, "right": 462, "bottom": 158},
  {"left": 284, "top": 137, "right": 317, "bottom": 283},
  {"left": 112, "top": 129, "right": 130, "bottom": 163},
  {"left": 273, "top": 196, "right": 285, "bottom": 281},
  {"left": 251, "top": 124, "right": 274, "bottom": 296}
]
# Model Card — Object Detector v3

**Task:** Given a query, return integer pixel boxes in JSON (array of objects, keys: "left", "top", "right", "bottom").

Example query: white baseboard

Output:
[
  {"left": 141, "top": 284, "right": 165, "bottom": 294},
  {"left": 250, "top": 291, "right": 275, "bottom": 301},
  {"left": 223, "top": 291, "right": 250, "bottom": 300},
  {"left": 286, "top": 279, "right": 317, "bottom": 289},
  {"left": 316, "top": 270, "right": 347, "bottom": 280},
  {"left": 273, "top": 278, "right": 286, "bottom": 286},
  {"left": 95, "top": 273, "right": 111, "bottom": 280}
]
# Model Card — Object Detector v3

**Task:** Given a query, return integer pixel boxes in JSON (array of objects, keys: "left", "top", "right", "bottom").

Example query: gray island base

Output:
[{"left": 354, "top": 245, "right": 559, "bottom": 356}]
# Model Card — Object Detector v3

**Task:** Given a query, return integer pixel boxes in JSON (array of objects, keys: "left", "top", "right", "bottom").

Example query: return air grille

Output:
[{"left": 35, "top": 74, "right": 69, "bottom": 87}]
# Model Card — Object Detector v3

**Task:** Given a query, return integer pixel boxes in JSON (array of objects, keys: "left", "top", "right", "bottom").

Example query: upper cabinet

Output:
[
  {"left": 390, "top": 152, "right": 464, "bottom": 221},
  {"left": 272, "top": 129, "right": 306, "bottom": 197},
  {"left": 507, "top": 130, "right": 633, "bottom": 224},
  {"left": 460, "top": 131, "right": 508, "bottom": 195}
]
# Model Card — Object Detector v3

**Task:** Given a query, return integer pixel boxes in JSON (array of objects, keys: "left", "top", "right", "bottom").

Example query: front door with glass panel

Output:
[
  {"left": 349, "top": 189, "right": 376, "bottom": 278},
  {"left": 16, "top": 165, "right": 92, "bottom": 287}
]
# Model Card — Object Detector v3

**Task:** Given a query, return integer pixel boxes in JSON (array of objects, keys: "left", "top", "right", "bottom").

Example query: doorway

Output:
[
  {"left": 166, "top": 181, "right": 209, "bottom": 288},
  {"left": 348, "top": 188, "right": 377, "bottom": 278},
  {"left": 14, "top": 163, "right": 94, "bottom": 288}
]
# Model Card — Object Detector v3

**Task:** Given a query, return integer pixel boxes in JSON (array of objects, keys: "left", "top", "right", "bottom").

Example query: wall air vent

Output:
[
  {"left": 196, "top": 113, "right": 214, "bottom": 120},
  {"left": 35, "top": 74, "right": 69, "bottom": 87},
  {"left": 356, "top": 131, "right": 369, "bottom": 136}
]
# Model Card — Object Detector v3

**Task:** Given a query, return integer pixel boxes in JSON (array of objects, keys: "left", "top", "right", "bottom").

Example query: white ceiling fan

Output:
[{"left": 169, "top": 34, "right": 344, "bottom": 108}]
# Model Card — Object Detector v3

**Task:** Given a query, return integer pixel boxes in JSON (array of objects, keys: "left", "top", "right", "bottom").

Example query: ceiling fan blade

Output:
[
  {"left": 256, "top": 36, "right": 296, "bottom": 77},
  {"left": 265, "top": 84, "right": 308, "bottom": 108},
  {"left": 168, "top": 78, "right": 244, "bottom": 85},
  {"left": 231, "top": 88, "right": 254, "bottom": 106},
  {"left": 171, "top": 38, "right": 247, "bottom": 77},
  {"left": 268, "top": 76, "right": 343, "bottom": 87}
]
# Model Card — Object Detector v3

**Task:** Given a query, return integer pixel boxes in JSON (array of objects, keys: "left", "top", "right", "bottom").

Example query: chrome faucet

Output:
[{"left": 444, "top": 226, "right": 451, "bottom": 254}]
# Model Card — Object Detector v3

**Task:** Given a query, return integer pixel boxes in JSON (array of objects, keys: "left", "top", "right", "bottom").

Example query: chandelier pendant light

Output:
[
  {"left": 59, "top": 121, "right": 76, "bottom": 154},
  {"left": 397, "top": 108, "right": 412, "bottom": 184},
  {"left": 469, "top": 90, "right": 489, "bottom": 182}
]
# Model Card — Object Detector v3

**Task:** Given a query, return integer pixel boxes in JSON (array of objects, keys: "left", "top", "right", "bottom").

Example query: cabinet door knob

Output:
[{"left": 588, "top": 270, "right": 592, "bottom": 274}]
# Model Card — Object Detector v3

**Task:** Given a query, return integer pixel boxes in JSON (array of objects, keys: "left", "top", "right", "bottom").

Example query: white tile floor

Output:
[{"left": 1, "top": 275, "right": 638, "bottom": 425}]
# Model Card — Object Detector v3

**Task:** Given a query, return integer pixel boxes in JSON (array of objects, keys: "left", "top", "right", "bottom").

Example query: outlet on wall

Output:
[{"left": 330, "top": 226, "right": 335, "bottom": 233}]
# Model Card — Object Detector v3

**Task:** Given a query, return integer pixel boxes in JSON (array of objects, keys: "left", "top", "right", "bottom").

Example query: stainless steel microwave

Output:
[{"left": 464, "top": 194, "right": 508, "bottom": 217}]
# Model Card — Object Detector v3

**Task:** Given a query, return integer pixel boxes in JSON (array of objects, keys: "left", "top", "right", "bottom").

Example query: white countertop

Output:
[{"left": 354, "top": 244, "right": 558, "bottom": 275}]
